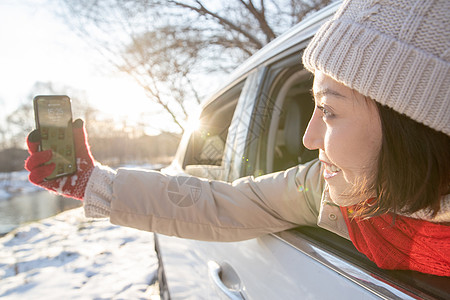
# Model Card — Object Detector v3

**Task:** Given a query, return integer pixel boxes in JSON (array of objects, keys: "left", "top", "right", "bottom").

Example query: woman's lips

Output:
[{"left": 321, "top": 161, "right": 341, "bottom": 179}]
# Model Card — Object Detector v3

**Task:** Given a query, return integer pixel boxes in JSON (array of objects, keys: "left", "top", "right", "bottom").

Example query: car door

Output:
[{"left": 158, "top": 71, "right": 250, "bottom": 298}]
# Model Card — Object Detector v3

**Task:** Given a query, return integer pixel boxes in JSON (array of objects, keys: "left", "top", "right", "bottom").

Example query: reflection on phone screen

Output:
[{"left": 34, "top": 96, "right": 76, "bottom": 180}]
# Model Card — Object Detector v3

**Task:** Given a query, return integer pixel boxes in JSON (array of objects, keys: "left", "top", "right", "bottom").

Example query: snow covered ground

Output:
[
  {"left": 0, "top": 166, "right": 163, "bottom": 299},
  {"left": 0, "top": 208, "right": 161, "bottom": 299}
]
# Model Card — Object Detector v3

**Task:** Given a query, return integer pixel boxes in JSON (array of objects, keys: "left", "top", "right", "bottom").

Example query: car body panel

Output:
[{"left": 156, "top": 232, "right": 411, "bottom": 299}]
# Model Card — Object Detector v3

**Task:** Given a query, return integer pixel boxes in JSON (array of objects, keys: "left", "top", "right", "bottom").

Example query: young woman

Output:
[{"left": 25, "top": 0, "right": 449, "bottom": 276}]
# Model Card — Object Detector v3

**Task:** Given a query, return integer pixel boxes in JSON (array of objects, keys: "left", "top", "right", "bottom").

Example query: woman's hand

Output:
[{"left": 24, "top": 119, "right": 95, "bottom": 200}]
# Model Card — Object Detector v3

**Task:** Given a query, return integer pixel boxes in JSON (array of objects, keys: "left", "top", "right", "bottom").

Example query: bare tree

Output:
[
  {"left": 5, "top": 103, "right": 33, "bottom": 149},
  {"left": 57, "top": 0, "right": 333, "bottom": 133}
]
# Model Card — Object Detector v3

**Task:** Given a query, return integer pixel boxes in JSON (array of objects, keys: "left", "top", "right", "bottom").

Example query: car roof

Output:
[{"left": 203, "top": 1, "right": 341, "bottom": 107}]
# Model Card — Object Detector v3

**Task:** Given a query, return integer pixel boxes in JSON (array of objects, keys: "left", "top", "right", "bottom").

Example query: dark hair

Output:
[{"left": 357, "top": 103, "right": 450, "bottom": 218}]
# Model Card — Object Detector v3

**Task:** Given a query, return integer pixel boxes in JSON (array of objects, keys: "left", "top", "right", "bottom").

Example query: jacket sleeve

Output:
[{"left": 108, "top": 159, "right": 323, "bottom": 242}]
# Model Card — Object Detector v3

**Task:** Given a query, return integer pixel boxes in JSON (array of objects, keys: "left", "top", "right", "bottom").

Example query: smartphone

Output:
[{"left": 33, "top": 95, "right": 76, "bottom": 180}]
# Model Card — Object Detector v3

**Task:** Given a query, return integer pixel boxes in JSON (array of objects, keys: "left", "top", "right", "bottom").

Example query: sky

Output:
[{"left": 0, "top": 0, "right": 178, "bottom": 135}]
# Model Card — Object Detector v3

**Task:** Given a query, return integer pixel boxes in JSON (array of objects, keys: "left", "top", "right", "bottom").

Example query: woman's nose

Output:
[{"left": 303, "top": 109, "right": 324, "bottom": 150}]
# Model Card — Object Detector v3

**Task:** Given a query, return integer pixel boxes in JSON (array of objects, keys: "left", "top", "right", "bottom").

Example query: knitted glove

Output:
[{"left": 25, "top": 119, "right": 94, "bottom": 200}]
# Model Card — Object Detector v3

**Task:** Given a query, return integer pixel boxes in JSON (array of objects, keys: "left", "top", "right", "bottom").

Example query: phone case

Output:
[{"left": 33, "top": 95, "right": 76, "bottom": 180}]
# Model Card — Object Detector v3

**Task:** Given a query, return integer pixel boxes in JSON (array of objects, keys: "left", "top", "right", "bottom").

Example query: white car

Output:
[{"left": 156, "top": 2, "right": 450, "bottom": 299}]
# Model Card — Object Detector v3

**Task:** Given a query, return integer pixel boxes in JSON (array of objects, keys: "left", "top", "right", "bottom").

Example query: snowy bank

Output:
[
  {"left": 0, "top": 170, "right": 40, "bottom": 201},
  {"left": 0, "top": 208, "right": 160, "bottom": 299}
]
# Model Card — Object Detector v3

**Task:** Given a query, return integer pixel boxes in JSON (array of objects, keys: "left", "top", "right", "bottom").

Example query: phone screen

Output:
[{"left": 33, "top": 95, "right": 76, "bottom": 180}]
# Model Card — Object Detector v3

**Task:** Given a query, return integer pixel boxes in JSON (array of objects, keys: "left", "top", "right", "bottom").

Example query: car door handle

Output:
[{"left": 208, "top": 261, "right": 245, "bottom": 300}]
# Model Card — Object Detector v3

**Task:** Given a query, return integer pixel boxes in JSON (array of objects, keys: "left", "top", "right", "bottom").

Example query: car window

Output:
[
  {"left": 183, "top": 82, "right": 243, "bottom": 180},
  {"left": 249, "top": 59, "right": 318, "bottom": 177},
  {"left": 266, "top": 69, "right": 317, "bottom": 173}
]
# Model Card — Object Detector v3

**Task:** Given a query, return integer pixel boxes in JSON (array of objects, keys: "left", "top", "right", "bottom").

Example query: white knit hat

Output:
[{"left": 303, "top": 0, "right": 450, "bottom": 136}]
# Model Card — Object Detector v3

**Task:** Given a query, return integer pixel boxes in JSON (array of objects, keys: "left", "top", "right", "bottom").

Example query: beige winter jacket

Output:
[
  {"left": 84, "top": 158, "right": 450, "bottom": 241},
  {"left": 84, "top": 159, "right": 351, "bottom": 241}
]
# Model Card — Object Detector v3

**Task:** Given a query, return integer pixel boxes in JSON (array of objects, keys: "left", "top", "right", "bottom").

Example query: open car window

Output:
[
  {"left": 183, "top": 82, "right": 243, "bottom": 180},
  {"left": 265, "top": 69, "right": 317, "bottom": 173},
  {"left": 250, "top": 57, "right": 318, "bottom": 177}
]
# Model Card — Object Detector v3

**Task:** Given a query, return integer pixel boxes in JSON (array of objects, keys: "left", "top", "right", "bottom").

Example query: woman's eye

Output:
[{"left": 317, "top": 105, "right": 333, "bottom": 119}]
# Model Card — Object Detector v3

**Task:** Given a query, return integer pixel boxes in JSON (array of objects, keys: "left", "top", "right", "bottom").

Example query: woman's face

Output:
[{"left": 303, "top": 71, "right": 382, "bottom": 206}]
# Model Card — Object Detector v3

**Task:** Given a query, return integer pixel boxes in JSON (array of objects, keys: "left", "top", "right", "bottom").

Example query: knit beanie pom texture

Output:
[{"left": 302, "top": 0, "right": 450, "bottom": 136}]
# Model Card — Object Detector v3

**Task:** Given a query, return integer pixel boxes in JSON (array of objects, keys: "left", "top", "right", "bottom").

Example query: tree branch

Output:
[
  {"left": 168, "top": 0, "right": 264, "bottom": 49},
  {"left": 238, "top": 0, "right": 276, "bottom": 43}
]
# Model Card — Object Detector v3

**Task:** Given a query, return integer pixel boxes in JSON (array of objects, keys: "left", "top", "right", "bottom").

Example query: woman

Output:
[{"left": 25, "top": 0, "right": 449, "bottom": 276}]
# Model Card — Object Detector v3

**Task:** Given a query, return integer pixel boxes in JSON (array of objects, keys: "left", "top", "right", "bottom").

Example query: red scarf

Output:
[{"left": 340, "top": 207, "right": 450, "bottom": 276}]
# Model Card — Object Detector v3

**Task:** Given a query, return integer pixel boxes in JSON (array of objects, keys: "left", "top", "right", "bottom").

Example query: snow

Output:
[
  {"left": 0, "top": 171, "right": 41, "bottom": 201},
  {"left": 0, "top": 166, "right": 163, "bottom": 298},
  {"left": 0, "top": 208, "right": 161, "bottom": 299},
  {"left": 0, "top": 189, "right": 10, "bottom": 199}
]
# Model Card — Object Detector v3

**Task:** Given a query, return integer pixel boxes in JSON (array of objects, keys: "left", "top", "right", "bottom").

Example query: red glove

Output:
[{"left": 25, "top": 119, "right": 95, "bottom": 200}]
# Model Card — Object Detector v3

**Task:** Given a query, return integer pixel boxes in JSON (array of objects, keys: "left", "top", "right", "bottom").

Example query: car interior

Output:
[{"left": 269, "top": 72, "right": 317, "bottom": 172}]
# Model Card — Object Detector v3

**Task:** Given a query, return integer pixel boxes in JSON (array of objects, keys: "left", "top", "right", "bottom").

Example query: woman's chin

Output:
[{"left": 328, "top": 186, "right": 361, "bottom": 207}]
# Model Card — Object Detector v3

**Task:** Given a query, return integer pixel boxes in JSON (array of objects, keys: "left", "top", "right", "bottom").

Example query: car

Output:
[{"left": 155, "top": 2, "right": 450, "bottom": 299}]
